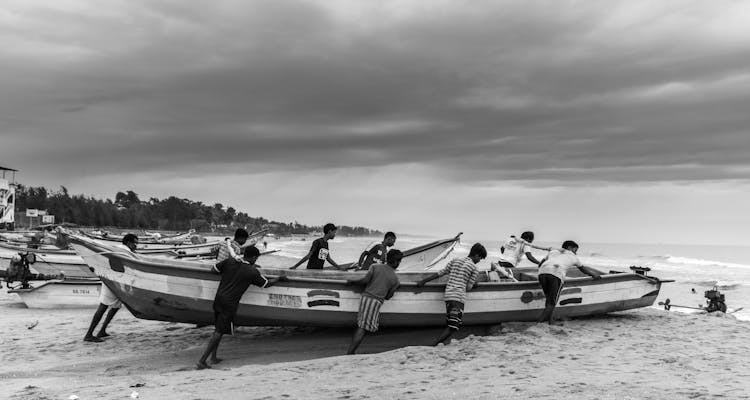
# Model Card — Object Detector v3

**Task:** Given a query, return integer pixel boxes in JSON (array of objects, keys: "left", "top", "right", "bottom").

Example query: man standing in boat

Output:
[
  {"left": 197, "top": 246, "right": 285, "bottom": 369},
  {"left": 416, "top": 243, "right": 487, "bottom": 346},
  {"left": 354, "top": 231, "right": 397, "bottom": 270},
  {"left": 216, "top": 228, "right": 250, "bottom": 263},
  {"left": 83, "top": 233, "right": 138, "bottom": 343},
  {"left": 345, "top": 249, "right": 403, "bottom": 354},
  {"left": 289, "top": 223, "right": 341, "bottom": 270},
  {"left": 536, "top": 240, "right": 602, "bottom": 325},
  {"left": 493, "top": 232, "right": 550, "bottom": 277}
]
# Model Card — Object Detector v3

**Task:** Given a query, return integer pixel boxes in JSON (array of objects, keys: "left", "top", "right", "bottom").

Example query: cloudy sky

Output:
[{"left": 2, "top": 0, "right": 750, "bottom": 245}]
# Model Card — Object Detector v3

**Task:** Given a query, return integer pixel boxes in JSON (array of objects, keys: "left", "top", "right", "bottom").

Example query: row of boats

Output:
[{"left": 1, "top": 228, "right": 666, "bottom": 327}]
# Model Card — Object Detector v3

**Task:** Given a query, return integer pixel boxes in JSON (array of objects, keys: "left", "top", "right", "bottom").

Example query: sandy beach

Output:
[{"left": 3, "top": 294, "right": 749, "bottom": 400}]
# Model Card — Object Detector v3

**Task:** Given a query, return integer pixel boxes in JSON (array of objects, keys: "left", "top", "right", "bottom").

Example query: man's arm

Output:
[
  {"left": 578, "top": 265, "right": 602, "bottom": 279},
  {"left": 468, "top": 269, "right": 480, "bottom": 290},
  {"left": 346, "top": 267, "right": 373, "bottom": 286},
  {"left": 385, "top": 283, "right": 399, "bottom": 300},
  {"left": 225, "top": 239, "right": 243, "bottom": 261},
  {"left": 524, "top": 251, "right": 542, "bottom": 265},
  {"left": 212, "top": 259, "right": 225, "bottom": 275},
  {"left": 416, "top": 273, "right": 440, "bottom": 287},
  {"left": 355, "top": 251, "right": 369, "bottom": 269},
  {"left": 326, "top": 254, "right": 340, "bottom": 269},
  {"left": 289, "top": 251, "right": 312, "bottom": 269}
]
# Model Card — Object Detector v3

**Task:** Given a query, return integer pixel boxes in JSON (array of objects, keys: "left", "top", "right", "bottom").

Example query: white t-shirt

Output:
[
  {"left": 537, "top": 250, "right": 582, "bottom": 282},
  {"left": 497, "top": 236, "right": 530, "bottom": 266}
]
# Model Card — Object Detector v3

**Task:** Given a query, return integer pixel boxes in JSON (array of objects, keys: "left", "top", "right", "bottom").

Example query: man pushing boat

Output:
[
  {"left": 197, "top": 246, "right": 286, "bottom": 369},
  {"left": 345, "top": 249, "right": 403, "bottom": 354},
  {"left": 416, "top": 243, "right": 487, "bottom": 346},
  {"left": 289, "top": 223, "right": 341, "bottom": 270},
  {"left": 353, "top": 231, "right": 397, "bottom": 270}
]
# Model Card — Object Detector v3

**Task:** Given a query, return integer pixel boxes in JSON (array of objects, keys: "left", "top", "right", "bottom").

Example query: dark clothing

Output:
[
  {"left": 497, "top": 261, "right": 515, "bottom": 270},
  {"left": 212, "top": 258, "right": 269, "bottom": 315},
  {"left": 361, "top": 242, "right": 386, "bottom": 270},
  {"left": 445, "top": 301, "right": 465, "bottom": 331},
  {"left": 538, "top": 273, "right": 563, "bottom": 308},
  {"left": 214, "top": 311, "right": 234, "bottom": 335},
  {"left": 306, "top": 238, "right": 330, "bottom": 270}
]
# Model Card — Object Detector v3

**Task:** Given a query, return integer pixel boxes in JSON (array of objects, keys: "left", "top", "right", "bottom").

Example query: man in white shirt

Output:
[
  {"left": 536, "top": 240, "right": 601, "bottom": 325},
  {"left": 492, "top": 231, "right": 550, "bottom": 280},
  {"left": 83, "top": 233, "right": 138, "bottom": 343}
]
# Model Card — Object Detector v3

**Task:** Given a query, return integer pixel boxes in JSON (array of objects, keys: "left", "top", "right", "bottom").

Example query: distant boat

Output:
[{"left": 68, "top": 232, "right": 664, "bottom": 327}]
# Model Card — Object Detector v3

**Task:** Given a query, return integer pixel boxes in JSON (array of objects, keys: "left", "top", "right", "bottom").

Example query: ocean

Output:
[{"left": 255, "top": 234, "right": 750, "bottom": 322}]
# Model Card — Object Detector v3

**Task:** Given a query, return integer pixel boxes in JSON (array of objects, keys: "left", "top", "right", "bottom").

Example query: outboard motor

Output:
[
  {"left": 3, "top": 252, "right": 42, "bottom": 289},
  {"left": 704, "top": 286, "right": 728, "bottom": 313}
]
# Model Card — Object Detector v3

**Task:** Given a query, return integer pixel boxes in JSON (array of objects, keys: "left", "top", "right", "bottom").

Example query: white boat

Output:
[
  {"left": 68, "top": 232, "right": 664, "bottom": 327},
  {"left": 8, "top": 278, "right": 101, "bottom": 308}
]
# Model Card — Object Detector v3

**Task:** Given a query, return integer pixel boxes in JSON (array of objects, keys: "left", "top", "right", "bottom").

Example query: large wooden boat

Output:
[{"left": 68, "top": 233, "right": 663, "bottom": 327}]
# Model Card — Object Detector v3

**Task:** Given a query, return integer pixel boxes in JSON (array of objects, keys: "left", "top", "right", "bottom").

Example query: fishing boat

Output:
[
  {"left": 67, "top": 232, "right": 664, "bottom": 327},
  {"left": 8, "top": 278, "right": 101, "bottom": 308},
  {"left": 0, "top": 240, "right": 76, "bottom": 255},
  {"left": 82, "top": 229, "right": 197, "bottom": 245},
  {"left": 0, "top": 247, "right": 95, "bottom": 278}
]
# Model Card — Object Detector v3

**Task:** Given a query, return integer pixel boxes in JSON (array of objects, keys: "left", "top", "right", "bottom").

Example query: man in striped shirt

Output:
[
  {"left": 416, "top": 243, "right": 487, "bottom": 346},
  {"left": 216, "top": 228, "right": 250, "bottom": 263}
]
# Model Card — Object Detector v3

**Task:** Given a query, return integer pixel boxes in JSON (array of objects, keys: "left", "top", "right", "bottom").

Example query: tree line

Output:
[{"left": 13, "top": 185, "right": 381, "bottom": 236}]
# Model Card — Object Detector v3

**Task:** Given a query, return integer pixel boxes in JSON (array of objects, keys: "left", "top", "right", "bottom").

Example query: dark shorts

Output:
[
  {"left": 497, "top": 261, "right": 515, "bottom": 270},
  {"left": 538, "top": 273, "right": 563, "bottom": 307},
  {"left": 445, "top": 301, "right": 465, "bottom": 331},
  {"left": 214, "top": 310, "right": 235, "bottom": 335}
]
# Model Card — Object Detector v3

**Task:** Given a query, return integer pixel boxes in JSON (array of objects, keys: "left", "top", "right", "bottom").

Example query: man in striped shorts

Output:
[
  {"left": 345, "top": 249, "right": 403, "bottom": 354},
  {"left": 417, "top": 243, "right": 487, "bottom": 346}
]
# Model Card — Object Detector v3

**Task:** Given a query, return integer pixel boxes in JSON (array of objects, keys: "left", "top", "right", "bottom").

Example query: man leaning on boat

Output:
[
  {"left": 83, "top": 233, "right": 138, "bottom": 343},
  {"left": 197, "top": 245, "right": 286, "bottom": 370}
]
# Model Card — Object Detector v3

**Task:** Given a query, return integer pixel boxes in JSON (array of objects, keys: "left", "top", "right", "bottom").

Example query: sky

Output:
[{"left": 1, "top": 0, "right": 750, "bottom": 245}]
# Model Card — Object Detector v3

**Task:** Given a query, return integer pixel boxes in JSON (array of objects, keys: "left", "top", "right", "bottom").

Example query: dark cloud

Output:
[{"left": 2, "top": 0, "right": 750, "bottom": 186}]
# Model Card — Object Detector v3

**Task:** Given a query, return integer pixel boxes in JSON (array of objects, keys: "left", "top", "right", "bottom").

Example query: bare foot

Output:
[
  {"left": 210, "top": 357, "right": 223, "bottom": 364},
  {"left": 196, "top": 361, "right": 211, "bottom": 370},
  {"left": 84, "top": 336, "right": 103, "bottom": 343},
  {"left": 96, "top": 332, "right": 110, "bottom": 338}
]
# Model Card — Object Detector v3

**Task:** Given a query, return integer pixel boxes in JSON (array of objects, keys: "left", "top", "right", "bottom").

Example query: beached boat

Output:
[
  {"left": 83, "top": 229, "right": 197, "bottom": 245},
  {"left": 8, "top": 278, "right": 101, "bottom": 308},
  {"left": 0, "top": 240, "right": 76, "bottom": 255},
  {"left": 0, "top": 247, "right": 95, "bottom": 278},
  {"left": 68, "top": 232, "right": 664, "bottom": 327}
]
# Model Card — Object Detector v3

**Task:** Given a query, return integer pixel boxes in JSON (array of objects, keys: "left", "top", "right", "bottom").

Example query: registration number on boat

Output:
[
  {"left": 267, "top": 294, "right": 302, "bottom": 308},
  {"left": 72, "top": 289, "right": 91, "bottom": 294}
]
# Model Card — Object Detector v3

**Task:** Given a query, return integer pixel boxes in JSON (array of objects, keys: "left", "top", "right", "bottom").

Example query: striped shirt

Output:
[
  {"left": 216, "top": 239, "right": 242, "bottom": 263},
  {"left": 438, "top": 256, "right": 479, "bottom": 303}
]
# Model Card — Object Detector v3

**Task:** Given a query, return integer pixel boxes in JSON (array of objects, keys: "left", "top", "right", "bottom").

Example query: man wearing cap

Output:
[
  {"left": 197, "top": 245, "right": 284, "bottom": 369},
  {"left": 289, "top": 223, "right": 341, "bottom": 270}
]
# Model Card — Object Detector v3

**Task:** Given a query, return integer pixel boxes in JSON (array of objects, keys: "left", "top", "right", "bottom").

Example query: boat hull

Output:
[
  {"left": 8, "top": 279, "right": 101, "bottom": 308},
  {"left": 69, "top": 234, "right": 662, "bottom": 327}
]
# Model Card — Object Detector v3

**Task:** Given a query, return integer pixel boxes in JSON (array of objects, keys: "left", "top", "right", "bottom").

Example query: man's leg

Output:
[
  {"left": 347, "top": 327, "right": 367, "bottom": 354},
  {"left": 433, "top": 301, "right": 462, "bottom": 346},
  {"left": 210, "top": 340, "right": 223, "bottom": 364},
  {"left": 84, "top": 304, "right": 108, "bottom": 342},
  {"left": 197, "top": 332, "right": 223, "bottom": 369},
  {"left": 96, "top": 307, "right": 120, "bottom": 338},
  {"left": 432, "top": 327, "right": 454, "bottom": 346},
  {"left": 537, "top": 274, "right": 562, "bottom": 324}
]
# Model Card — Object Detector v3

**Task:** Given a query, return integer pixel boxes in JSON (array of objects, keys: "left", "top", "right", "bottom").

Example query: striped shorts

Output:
[
  {"left": 357, "top": 295, "right": 384, "bottom": 333},
  {"left": 445, "top": 301, "right": 465, "bottom": 331}
]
